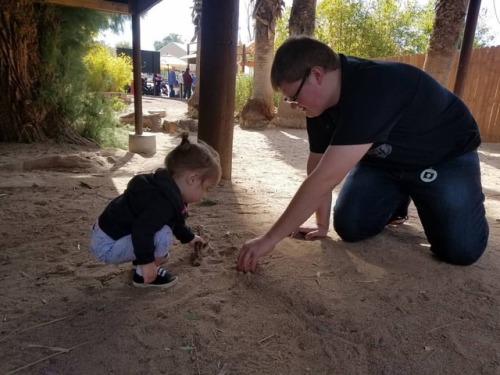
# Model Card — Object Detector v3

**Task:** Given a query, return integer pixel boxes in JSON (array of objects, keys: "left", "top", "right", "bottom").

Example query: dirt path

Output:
[{"left": 1, "top": 98, "right": 499, "bottom": 375}]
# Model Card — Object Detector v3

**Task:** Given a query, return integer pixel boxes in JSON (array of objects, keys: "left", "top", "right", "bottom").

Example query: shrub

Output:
[
  {"left": 83, "top": 43, "right": 132, "bottom": 93},
  {"left": 235, "top": 73, "right": 253, "bottom": 114},
  {"left": 75, "top": 93, "right": 128, "bottom": 148}
]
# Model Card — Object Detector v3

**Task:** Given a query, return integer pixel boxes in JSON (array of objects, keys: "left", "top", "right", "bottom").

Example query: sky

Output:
[
  {"left": 98, "top": 0, "right": 500, "bottom": 52},
  {"left": 98, "top": 0, "right": 265, "bottom": 51}
]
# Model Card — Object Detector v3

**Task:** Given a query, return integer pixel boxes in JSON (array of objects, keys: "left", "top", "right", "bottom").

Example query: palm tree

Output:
[
  {"left": 0, "top": 0, "right": 116, "bottom": 145},
  {"left": 240, "top": 0, "right": 284, "bottom": 129},
  {"left": 423, "top": 0, "right": 467, "bottom": 87},
  {"left": 288, "top": 0, "right": 317, "bottom": 35},
  {"left": 1, "top": 0, "right": 47, "bottom": 143},
  {"left": 271, "top": 0, "right": 316, "bottom": 129}
]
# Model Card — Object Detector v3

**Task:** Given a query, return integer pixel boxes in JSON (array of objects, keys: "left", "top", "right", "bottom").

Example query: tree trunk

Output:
[
  {"left": 272, "top": 0, "right": 316, "bottom": 129},
  {"left": 288, "top": 0, "right": 316, "bottom": 35},
  {"left": 0, "top": 1, "right": 94, "bottom": 145},
  {"left": 0, "top": 0, "right": 45, "bottom": 142},
  {"left": 240, "top": 0, "right": 282, "bottom": 129},
  {"left": 423, "top": 0, "right": 467, "bottom": 87}
]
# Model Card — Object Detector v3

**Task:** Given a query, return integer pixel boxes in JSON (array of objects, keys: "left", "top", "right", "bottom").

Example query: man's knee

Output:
[
  {"left": 431, "top": 237, "right": 488, "bottom": 266},
  {"left": 333, "top": 215, "right": 384, "bottom": 243}
]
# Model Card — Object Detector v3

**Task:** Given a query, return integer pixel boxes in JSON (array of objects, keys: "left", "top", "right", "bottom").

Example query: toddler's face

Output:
[{"left": 183, "top": 177, "right": 216, "bottom": 204}]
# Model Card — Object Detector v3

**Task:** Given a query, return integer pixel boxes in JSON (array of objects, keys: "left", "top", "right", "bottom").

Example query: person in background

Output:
[
  {"left": 237, "top": 36, "right": 489, "bottom": 273},
  {"left": 153, "top": 73, "right": 162, "bottom": 96},
  {"left": 183, "top": 67, "right": 193, "bottom": 99},
  {"left": 168, "top": 68, "right": 178, "bottom": 98},
  {"left": 178, "top": 70, "right": 184, "bottom": 99},
  {"left": 191, "top": 73, "right": 196, "bottom": 92},
  {"left": 90, "top": 133, "right": 222, "bottom": 288}
]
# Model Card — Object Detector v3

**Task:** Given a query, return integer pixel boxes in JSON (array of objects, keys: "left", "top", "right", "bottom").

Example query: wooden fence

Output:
[{"left": 379, "top": 46, "right": 500, "bottom": 143}]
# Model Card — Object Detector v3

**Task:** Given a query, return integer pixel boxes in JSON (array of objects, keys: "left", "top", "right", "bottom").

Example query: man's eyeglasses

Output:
[{"left": 284, "top": 69, "right": 310, "bottom": 103}]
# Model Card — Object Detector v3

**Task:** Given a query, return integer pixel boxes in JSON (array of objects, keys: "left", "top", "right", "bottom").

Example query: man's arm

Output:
[
  {"left": 304, "top": 152, "right": 332, "bottom": 238},
  {"left": 237, "top": 143, "right": 372, "bottom": 272}
]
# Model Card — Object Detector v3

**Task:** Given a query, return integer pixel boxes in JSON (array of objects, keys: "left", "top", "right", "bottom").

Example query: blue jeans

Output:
[
  {"left": 89, "top": 222, "right": 173, "bottom": 264},
  {"left": 333, "top": 151, "right": 489, "bottom": 265}
]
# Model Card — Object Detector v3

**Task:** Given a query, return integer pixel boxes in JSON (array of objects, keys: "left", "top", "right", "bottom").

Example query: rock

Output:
[
  {"left": 119, "top": 112, "right": 135, "bottom": 124},
  {"left": 177, "top": 119, "right": 198, "bottom": 132},
  {"left": 119, "top": 113, "right": 163, "bottom": 132},
  {"left": 143, "top": 113, "right": 162, "bottom": 132},
  {"left": 163, "top": 120, "right": 178, "bottom": 133},
  {"left": 148, "top": 110, "right": 167, "bottom": 117}
]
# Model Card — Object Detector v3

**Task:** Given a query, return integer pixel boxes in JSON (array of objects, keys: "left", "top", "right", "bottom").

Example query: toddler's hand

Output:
[
  {"left": 189, "top": 235, "right": 205, "bottom": 249},
  {"left": 140, "top": 262, "right": 157, "bottom": 284}
]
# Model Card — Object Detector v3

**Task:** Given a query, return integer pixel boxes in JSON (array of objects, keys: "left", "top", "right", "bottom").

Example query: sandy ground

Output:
[{"left": 1, "top": 97, "right": 499, "bottom": 375}]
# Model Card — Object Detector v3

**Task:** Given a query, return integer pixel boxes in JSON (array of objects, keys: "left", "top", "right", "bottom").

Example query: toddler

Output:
[{"left": 90, "top": 133, "right": 221, "bottom": 288}]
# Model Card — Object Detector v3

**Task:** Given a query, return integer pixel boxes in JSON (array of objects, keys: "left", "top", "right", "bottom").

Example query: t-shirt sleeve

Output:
[{"left": 306, "top": 115, "right": 332, "bottom": 154}]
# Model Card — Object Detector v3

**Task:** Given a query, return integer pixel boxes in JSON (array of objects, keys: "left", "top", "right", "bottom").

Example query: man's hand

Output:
[
  {"left": 290, "top": 225, "right": 328, "bottom": 241},
  {"left": 140, "top": 262, "right": 158, "bottom": 284},
  {"left": 237, "top": 235, "right": 276, "bottom": 273}
]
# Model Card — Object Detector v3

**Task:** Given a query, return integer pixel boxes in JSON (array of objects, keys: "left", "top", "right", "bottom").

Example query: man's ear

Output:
[{"left": 310, "top": 66, "right": 325, "bottom": 84}]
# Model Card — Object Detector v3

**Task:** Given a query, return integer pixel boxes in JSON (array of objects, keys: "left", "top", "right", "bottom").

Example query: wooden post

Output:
[
  {"left": 197, "top": 0, "right": 239, "bottom": 180},
  {"left": 454, "top": 0, "right": 481, "bottom": 97},
  {"left": 131, "top": 0, "right": 143, "bottom": 135}
]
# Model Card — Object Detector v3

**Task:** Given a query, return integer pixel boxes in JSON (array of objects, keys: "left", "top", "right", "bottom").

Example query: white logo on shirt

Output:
[{"left": 420, "top": 168, "right": 437, "bottom": 182}]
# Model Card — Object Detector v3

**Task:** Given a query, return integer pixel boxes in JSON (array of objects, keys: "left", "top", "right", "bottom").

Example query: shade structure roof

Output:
[
  {"left": 179, "top": 53, "right": 197, "bottom": 64},
  {"left": 45, "top": 0, "right": 161, "bottom": 14},
  {"left": 160, "top": 54, "right": 189, "bottom": 67}
]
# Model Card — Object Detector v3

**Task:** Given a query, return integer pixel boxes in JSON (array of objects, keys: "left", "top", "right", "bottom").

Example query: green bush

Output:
[
  {"left": 75, "top": 93, "right": 128, "bottom": 148},
  {"left": 84, "top": 43, "right": 132, "bottom": 92},
  {"left": 65, "top": 42, "right": 132, "bottom": 148},
  {"left": 235, "top": 73, "right": 281, "bottom": 113},
  {"left": 235, "top": 73, "right": 253, "bottom": 113}
]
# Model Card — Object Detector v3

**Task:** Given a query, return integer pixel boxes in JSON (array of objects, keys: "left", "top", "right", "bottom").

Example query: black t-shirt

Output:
[{"left": 307, "top": 55, "right": 481, "bottom": 170}]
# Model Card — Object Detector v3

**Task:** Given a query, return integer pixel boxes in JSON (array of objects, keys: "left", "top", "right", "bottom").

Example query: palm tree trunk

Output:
[
  {"left": 0, "top": 1, "right": 95, "bottom": 145},
  {"left": 272, "top": 0, "right": 316, "bottom": 129},
  {"left": 0, "top": 0, "right": 45, "bottom": 142},
  {"left": 423, "top": 0, "right": 467, "bottom": 87},
  {"left": 240, "top": 0, "right": 283, "bottom": 129}
]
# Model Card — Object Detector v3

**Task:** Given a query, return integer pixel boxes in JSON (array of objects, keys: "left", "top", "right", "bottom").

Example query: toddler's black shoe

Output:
[{"left": 132, "top": 267, "right": 178, "bottom": 288}]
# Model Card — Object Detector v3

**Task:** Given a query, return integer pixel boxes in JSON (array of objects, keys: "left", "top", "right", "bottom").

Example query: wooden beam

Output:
[
  {"left": 198, "top": 0, "right": 239, "bottom": 180},
  {"left": 44, "top": 0, "right": 161, "bottom": 15},
  {"left": 131, "top": 4, "right": 144, "bottom": 135},
  {"left": 454, "top": 0, "right": 482, "bottom": 97},
  {"left": 45, "top": 0, "right": 130, "bottom": 14},
  {"left": 134, "top": 0, "right": 160, "bottom": 14}
]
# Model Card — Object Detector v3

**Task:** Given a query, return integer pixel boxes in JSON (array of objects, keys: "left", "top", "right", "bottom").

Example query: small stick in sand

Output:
[
  {"left": 258, "top": 333, "right": 276, "bottom": 344},
  {"left": 191, "top": 242, "right": 206, "bottom": 266},
  {"left": 191, "top": 227, "right": 206, "bottom": 267}
]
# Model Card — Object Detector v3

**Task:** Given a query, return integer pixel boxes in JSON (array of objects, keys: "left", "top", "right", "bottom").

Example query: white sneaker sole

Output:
[{"left": 132, "top": 275, "right": 179, "bottom": 289}]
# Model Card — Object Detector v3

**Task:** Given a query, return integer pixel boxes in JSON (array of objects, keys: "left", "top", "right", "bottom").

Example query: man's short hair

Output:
[{"left": 270, "top": 36, "right": 341, "bottom": 91}]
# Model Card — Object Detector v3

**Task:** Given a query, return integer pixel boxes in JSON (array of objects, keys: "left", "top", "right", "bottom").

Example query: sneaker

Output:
[
  {"left": 132, "top": 267, "right": 178, "bottom": 288},
  {"left": 388, "top": 215, "right": 408, "bottom": 225}
]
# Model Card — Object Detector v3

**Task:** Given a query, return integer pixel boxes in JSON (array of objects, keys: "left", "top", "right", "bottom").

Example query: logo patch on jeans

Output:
[{"left": 420, "top": 168, "right": 437, "bottom": 182}]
